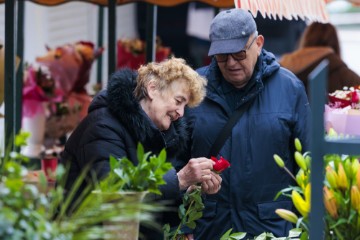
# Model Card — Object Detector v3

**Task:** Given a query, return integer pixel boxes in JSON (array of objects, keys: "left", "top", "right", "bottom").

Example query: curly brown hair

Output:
[{"left": 134, "top": 57, "right": 207, "bottom": 107}]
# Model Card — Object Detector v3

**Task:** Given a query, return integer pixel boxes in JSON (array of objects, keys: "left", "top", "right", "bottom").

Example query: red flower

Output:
[
  {"left": 211, "top": 156, "right": 231, "bottom": 174},
  {"left": 351, "top": 91, "right": 359, "bottom": 104}
]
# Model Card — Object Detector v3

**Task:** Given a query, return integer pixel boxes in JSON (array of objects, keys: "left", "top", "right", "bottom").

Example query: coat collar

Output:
[{"left": 90, "top": 68, "right": 188, "bottom": 156}]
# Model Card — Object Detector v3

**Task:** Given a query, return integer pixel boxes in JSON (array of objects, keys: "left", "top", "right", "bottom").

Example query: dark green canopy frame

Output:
[
  {"left": 5, "top": 3, "right": 360, "bottom": 240},
  {"left": 2, "top": 0, "right": 235, "bottom": 148}
]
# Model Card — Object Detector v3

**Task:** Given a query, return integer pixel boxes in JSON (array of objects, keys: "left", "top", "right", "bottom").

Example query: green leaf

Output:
[
  {"left": 300, "top": 231, "right": 308, "bottom": 240},
  {"left": 288, "top": 228, "right": 302, "bottom": 237},
  {"left": 220, "top": 228, "right": 233, "bottom": 240},
  {"left": 229, "top": 232, "right": 247, "bottom": 239},
  {"left": 188, "top": 211, "right": 202, "bottom": 222},
  {"left": 136, "top": 143, "right": 145, "bottom": 165},
  {"left": 186, "top": 221, "right": 196, "bottom": 229},
  {"left": 109, "top": 155, "right": 118, "bottom": 171}
]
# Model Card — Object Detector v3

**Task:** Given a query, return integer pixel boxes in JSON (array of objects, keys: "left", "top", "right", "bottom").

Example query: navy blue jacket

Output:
[{"left": 179, "top": 50, "right": 311, "bottom": 239}]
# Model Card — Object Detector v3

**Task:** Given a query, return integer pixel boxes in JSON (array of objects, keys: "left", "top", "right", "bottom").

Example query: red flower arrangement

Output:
[
  {"left": 22, "top": 65, "right": 63, "bottom": 118},
  {"left": 328, "top": 86, "right": 360, "bottom": 109},
  {"left": 117, "top": 37, "right": 171, "bottom": 70},
  {"left": 325, "top": 86, "right": 360, "bottom": 136},
  {"left": 22, "top": 41, "right": 103, "bottom": 154}
]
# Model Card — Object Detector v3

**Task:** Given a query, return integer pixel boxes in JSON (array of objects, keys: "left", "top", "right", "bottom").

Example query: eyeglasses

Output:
[{"left": 215, "top": 33, "right": 258, "bottom": 63}]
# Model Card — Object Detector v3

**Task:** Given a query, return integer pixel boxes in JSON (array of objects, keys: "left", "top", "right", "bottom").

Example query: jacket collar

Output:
[
  {"left": 90, "top": 68, "right": 188, "bottom": 155},
  {"left": 201, "top": 49, "right": 279, "bottom": 108}
]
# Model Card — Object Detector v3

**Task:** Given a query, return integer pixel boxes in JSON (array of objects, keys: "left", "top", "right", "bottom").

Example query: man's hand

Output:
[{"left": 201, "top": 171, "right": 222, "bottom": 194}]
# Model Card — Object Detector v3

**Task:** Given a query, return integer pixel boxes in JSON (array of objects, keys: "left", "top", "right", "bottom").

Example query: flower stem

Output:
[
  {"left": 171, "top": 199, "right": 195, "bottom": 240},
  {"left": 284, "top": 166, "right": 297, "bottom": 182}
]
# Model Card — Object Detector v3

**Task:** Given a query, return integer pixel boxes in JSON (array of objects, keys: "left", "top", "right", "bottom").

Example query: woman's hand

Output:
[{"left": 177, "top": 157, "right": 214, "bottom": 190}]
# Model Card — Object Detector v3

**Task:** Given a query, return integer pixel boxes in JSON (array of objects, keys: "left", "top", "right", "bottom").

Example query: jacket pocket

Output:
[{"left": 257, "top": 200, "right": 293, "bottom": 220}]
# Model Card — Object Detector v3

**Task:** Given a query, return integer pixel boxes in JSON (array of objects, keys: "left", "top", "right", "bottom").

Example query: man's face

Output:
[{"left": 216, "top": 34, "right": 264, "bottom": 89}]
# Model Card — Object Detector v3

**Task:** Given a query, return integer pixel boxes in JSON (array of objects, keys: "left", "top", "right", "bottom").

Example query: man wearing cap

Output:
[{"left": 177, "top": 8, "right": 311, "bottom": 239}]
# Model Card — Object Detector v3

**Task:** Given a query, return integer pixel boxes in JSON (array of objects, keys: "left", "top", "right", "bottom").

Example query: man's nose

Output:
[{"left": 226, "top": 54, "right": 237, "bottom": 65}]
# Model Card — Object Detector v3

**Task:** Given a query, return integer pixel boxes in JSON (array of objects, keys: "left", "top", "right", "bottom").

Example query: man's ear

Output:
[
  {"left": 146, "top": 80, "right": 157, "bottom": 100},
  {"left": 256, "top": 35, "right": 265, "bottom": 56}
]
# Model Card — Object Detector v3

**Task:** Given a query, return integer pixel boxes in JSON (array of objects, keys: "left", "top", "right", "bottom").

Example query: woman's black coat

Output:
[{"left": 61, "top": 68, "right": 188, "bottom": 207}]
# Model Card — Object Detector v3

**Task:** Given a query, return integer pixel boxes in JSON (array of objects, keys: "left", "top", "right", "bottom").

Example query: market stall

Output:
[
  {"left": 1, "top": 2, "right": 360, "bottom": 239},
  {"left": 1, "top": 0, "right": 235, "bottom": 152}
]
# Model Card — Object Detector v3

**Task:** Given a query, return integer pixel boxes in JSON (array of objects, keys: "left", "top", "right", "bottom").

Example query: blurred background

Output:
[{"left": 1, "top": 1, "right": 359, "bottom": 94}]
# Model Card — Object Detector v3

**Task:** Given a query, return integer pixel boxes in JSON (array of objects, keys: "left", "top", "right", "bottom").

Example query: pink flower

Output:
[{"left": 211, "top": 156, "right": 231, "bottom": 174}]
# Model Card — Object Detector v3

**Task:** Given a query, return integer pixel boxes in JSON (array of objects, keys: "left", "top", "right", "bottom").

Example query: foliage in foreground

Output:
[
  {"left": 274, "top": 137, "right": 360, "bottom": 240},
  {"left": 98, "top": 143, "right": 173, "bottom": 195},
  {"left": 0, "top": 132, "right": 167, "bottom": 239}
]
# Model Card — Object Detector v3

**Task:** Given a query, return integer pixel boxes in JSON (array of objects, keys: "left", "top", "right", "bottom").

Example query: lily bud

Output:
[
  {"left": 357, "top": 167, "right": 360, "bottom": 190},
  {"left": 325, "top": 166, "right": 338, "bottom": 190},
  {"left": 352, "top": 160, "right": 360, "bottom": 182},
  {"left": 344, "top": 158, "right": 353, "bottom": 180},
  {"left": 294, "top": 152, "right": 307, "bottom": 171},
  {"left": 304, "top": 155, "right": 311, "bottom": 170},
  {"left": 275, "top": 209, "right": 299, "bottom": 224},
  {"left": 337, "top": 164, "right": 349, "bottom": 190},
  {"left": 294, "top": 138, "right": 302, "bottom": 153},
  {"left": 323, "top": 186, "right": 338, "bottom": 219},
  {"left": 292, "top": 188, "right": 310, "bottom": 218},
  {"left": 296, "top": 169, "right": 306, "bottom": 189},
  {"left": 351, "top": 185, "right": 360, "bottom": 211},
  {"left": 304, "top": 184, "right": 311, "bottom": 208},
  {"left": 273, "top": 154, "right": 285, "bottom": 168}
]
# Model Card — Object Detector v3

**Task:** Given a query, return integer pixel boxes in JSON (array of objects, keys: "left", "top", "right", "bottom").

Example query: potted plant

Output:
[
  {"left": 93, "top": 143, "right": 173, "bottom": 240},
  {"left": 0, "top": 132, "right": 168, "bottom": 239}
]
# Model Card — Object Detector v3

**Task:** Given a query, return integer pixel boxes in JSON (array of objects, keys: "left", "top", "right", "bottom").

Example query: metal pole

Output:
[
  {"left": 4, "top": 0, "right": 16, "bottom": 150},
  {"left": 96, "top": 5, "right": 104, "bottom": 85},
  {"left": 16, "top": 0, "right": 25, "bottom": 137},
  {"left": 108, "top": 0, "right": 116, "bottom": 75},
  {"left": 308, "top": 59, "right": 328, "bottom": 240},
  {"left": 145, "top": 4, "right": 157, "bottom": 63}
]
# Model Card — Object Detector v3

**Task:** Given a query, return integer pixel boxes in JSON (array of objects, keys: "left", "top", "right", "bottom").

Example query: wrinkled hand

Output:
[
  {"left": 201, "top": 171, "right": 222, "bottom": 195},
  {"left": 177, "top": 157, "right": 213, "bottom": 190}
]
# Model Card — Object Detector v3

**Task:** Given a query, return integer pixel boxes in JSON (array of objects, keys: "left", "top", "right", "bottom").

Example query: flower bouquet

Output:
[
  {"left": 117, "top": 37, "right": 171, "bottom": 70},
  {"left": 22, "top": 65, "right": 63, "bottom": 118},
  {"left": 325, "top": 86, "right": 360, "bottom": 136},
  {"left": 274, "top": 138, "right": 360, "bottom": 239},
  {"left": 38, "top": 41, "right": 103, "bottom": 140},
  {"left": 21, "top": 65, "right": 64, "bottom": 157}
]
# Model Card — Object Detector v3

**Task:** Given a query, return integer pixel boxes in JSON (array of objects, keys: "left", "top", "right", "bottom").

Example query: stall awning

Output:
[
  {"left": 0, "top": 0, "right": 234, "bottom": 7},
  {"left": 235, "top": 0, "right": 329, "bottom": 22},
  {"left": 235, "top": 0, "right": 360, "bottom": 23}
]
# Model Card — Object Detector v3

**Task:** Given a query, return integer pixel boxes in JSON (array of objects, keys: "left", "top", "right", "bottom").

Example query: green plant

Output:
[
  {"left": 0, "top": 131, "right": 66, "bottom": 239},
  {"left": 0, "top": 133, "right": 165, "bottom": 239},
  {"left": 164, "top": 156, "right": 231, "bottom": 240},
  {"left": 97, "top": 143, "right": 173, "bottom": 194},
  {"left": 274, "top": 137, "right": 360, "bottom": 239},
  {"left": 163, "top": 186, "right": 204, "bottom": 240},
  {"left": 218, "top": 227, "right": 303, "bottom": 240}
]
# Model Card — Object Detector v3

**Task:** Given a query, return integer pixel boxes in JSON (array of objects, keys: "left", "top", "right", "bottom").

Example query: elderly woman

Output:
[{"left": 61, "top": 58, "right": 221, "bottom": 220}]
